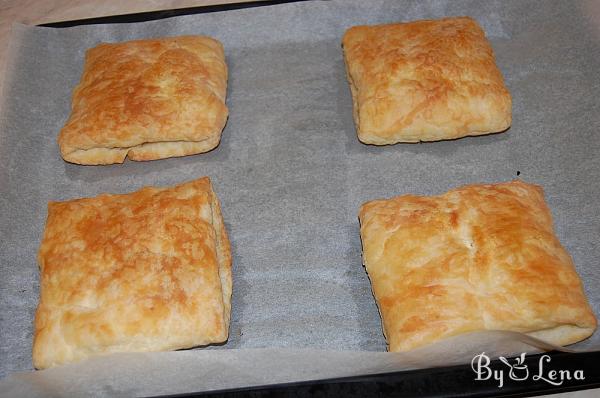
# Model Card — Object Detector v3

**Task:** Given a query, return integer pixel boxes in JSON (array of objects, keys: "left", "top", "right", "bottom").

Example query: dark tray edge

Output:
[
  {"left": 150, "top": 350, "right": 600, "bottom": 398},
  {"left": 38, "top": 0, "right": 308, "bottom": 28}
]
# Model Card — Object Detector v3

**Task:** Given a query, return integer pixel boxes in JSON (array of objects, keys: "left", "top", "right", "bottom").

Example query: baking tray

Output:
[
  {"left": 158, "top": 350, "right": 600, "bottom": 398},
  {"left": 1, "top": 0, "right": 600, "bottom": 396}
]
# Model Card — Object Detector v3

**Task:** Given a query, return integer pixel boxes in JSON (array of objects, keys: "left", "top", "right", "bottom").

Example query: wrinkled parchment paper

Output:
[
  {"left": 0, "top": 332, "right": 571, "bottom": 397},
  {"left": 1, "top": 0, "right": 600, "bottom": 395}
]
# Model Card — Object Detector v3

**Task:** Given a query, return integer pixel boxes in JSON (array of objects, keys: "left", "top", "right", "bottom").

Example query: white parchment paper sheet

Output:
[{"left": 1, "top": 0, "right": 600, "bottom": 395}]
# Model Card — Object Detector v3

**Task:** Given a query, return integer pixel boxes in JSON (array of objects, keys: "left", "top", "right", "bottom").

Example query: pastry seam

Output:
[{"left": 209, "top": 182, "right": 232, "bottom": 334}]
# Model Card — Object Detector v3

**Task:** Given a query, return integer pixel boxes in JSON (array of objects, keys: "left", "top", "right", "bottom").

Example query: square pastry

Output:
[
  {"left": 358, "top": 180, "right": 596, "bottom": 352},
  {"left": 58, "top": 36, "right": 228, "bottom": 165},
  {"left": 33, "top": 177, "right": 232, "bottom": 369},
  {"left": 342, "top": 17, "right": 512, "bottom": 144}
]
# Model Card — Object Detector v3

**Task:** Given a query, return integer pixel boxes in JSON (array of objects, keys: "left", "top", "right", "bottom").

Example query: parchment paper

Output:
[{"left": 1, "top": 0, "right": 600, "bottom": 395}]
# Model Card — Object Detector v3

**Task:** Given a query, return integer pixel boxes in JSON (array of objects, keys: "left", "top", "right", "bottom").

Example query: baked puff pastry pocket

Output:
[
  {"left": 33, "top": 177, "right": 232, "bottom": 369},
  {"left": 342, "top": 17, "right": 512, "bottom": 144},
  {"left": 58, "top": 36, "right": 228, "bottom": 165},
  {"left": 358, "top": 180, "right": 596, "bottom": 352}
]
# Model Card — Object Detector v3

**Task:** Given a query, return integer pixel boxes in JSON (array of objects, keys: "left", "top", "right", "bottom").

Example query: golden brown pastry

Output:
[
  {"left": 58, "top": 36, "right": 228, "bottom": 164},
  {"left": 358, "top": 180, "right": 596, "bottom": 352},
  {"left": 33, "top": 177, "right": 232, "bottom": 369},
  {"left": 342, "top": 17, "right": 512, "bottom": 144}
]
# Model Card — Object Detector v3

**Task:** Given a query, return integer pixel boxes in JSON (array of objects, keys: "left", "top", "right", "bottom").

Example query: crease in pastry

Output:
[
  {"left": 209, "top": 181, "right": 233, "bottom": 331},
  {"left": 342, "top": 17, "right": 512, "bottom": 144},
  {"left": 58, "top": 36, "right": 229, "bottom": 165},
  {"left": 33, "top": 177, "right": 232, "bottom": 369},
  {"left": 358, "top": 180, "right": 597, "bottom": 352}
]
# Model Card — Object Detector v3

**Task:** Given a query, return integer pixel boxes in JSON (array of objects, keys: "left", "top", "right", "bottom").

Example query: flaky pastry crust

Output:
[
  {"left": 58, "top": 36, "right": 228, "bottom": 164},
  {"left": 33, "top": 177, "right": 232, "bottom": 369},
  {"left": 342, "top": 17, "right": 512, "bottom": 144},
  {"left": 358, "top": 180, "right": 596, "bottom": 351}
]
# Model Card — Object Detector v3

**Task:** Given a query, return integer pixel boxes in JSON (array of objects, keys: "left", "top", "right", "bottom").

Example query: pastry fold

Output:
[
  {"left": 58, "top": 36, "right": 228, "bottom": 164},
  {"left": 33, "top": 177, "right": 232, "bottom": 369},
  {"left": 358, "top": 180, "right": 596, "bottom": 352},
  {"left": 342, "top": 17, "right": 511, "bottom": 144}
]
